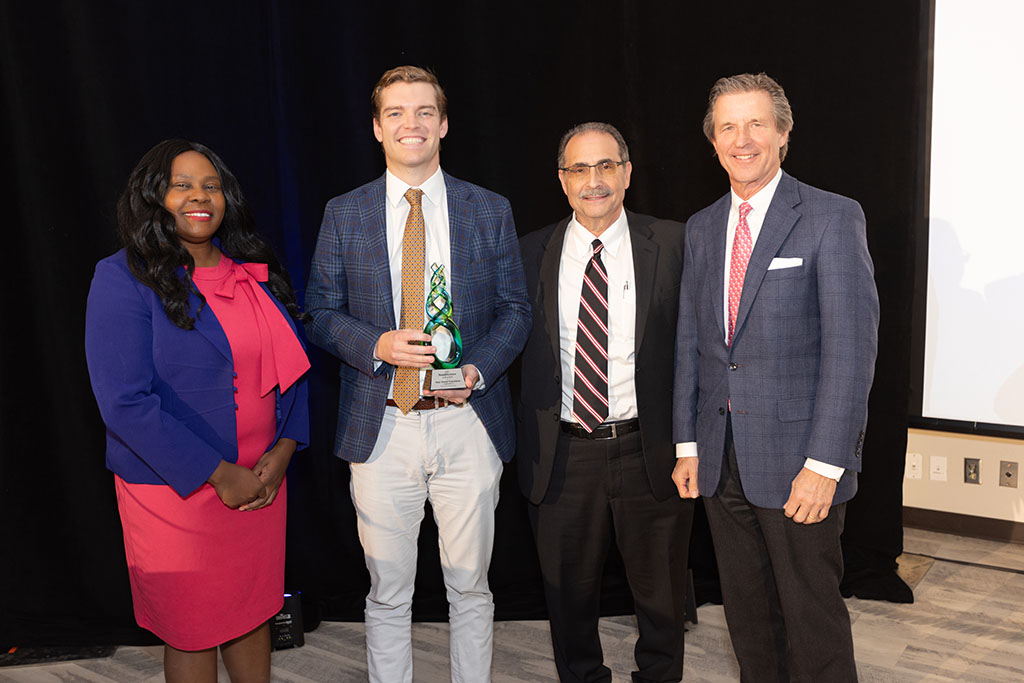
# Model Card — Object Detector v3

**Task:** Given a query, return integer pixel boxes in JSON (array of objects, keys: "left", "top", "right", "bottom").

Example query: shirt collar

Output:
[
  {"left": 568, "top": 207, "right": 628, "bottom": 259},
  {"left": 385, "top": 166, "right": 445, "bottom": 208},
  {"left": 730, "top": 168, "right": 783, "bottom": 217}
]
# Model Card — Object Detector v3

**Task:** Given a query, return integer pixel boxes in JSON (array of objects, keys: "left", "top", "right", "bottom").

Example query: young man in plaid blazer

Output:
[{"left": 306, "top": 66, "right": 530, "bottom": 683}]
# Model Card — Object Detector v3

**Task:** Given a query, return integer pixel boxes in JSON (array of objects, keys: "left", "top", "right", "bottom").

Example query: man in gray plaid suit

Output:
[
  {"left": 672, "top": 73, "right": 879, "bottom": 682},
  {"left": 306, "top": 66, "right": 530, "bottom": 683}
]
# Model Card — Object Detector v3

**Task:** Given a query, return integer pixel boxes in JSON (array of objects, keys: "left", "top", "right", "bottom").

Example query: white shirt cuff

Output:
[
  {"left": 676, "top": 442, "right": 698, "bottom": 458},
  {"left": 804, "top": 458, "right": 844, "bottom": 482}
]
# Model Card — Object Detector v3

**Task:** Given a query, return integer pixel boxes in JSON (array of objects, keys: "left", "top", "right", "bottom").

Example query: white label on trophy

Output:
[{"left": 430, "top": 368, "right": 466, "bottom": 391}]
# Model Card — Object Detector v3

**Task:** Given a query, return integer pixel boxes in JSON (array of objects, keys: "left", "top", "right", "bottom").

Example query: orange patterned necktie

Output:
[
  {"left": 728, "top": 202, "right": 753, "bottom": 346},
  {"left": 393, "top": 188, "right": 425, "bottom": 414}
]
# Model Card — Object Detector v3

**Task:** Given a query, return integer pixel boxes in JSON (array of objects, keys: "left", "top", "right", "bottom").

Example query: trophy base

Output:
[{"left": 428, "top": 368, "right": 466, "bottom": 391}]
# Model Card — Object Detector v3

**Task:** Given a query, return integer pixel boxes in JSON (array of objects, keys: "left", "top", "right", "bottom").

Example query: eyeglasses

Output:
[{"left": 558, "top": 160, "right": 627, "bottom": 178}]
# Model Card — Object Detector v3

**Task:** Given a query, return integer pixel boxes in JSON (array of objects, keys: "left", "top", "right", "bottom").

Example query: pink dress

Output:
[{"left": 115, "top": 255, "right": 301, "bottom": 651}]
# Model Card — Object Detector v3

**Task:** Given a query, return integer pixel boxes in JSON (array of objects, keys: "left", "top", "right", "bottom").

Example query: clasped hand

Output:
[
  {"left": 783, "top": 467, "right": 837, "bottom": 525},
  {"left": 208, "top": 438, "right": 297, "bottom": 511}
]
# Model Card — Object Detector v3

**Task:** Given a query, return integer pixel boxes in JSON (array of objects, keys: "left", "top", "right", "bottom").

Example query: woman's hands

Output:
[
  {"left": 239, "top": 438, "right": 297, "bottom": 511},
  {"left": 208, "top": 460, "right": 266, "bottom": 509},
  {"left": 208, "top": 439, "right": 297, "bottom": 511}
]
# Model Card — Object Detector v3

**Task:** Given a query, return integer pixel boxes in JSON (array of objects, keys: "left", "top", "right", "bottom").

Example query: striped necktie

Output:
[{"left": 571, "top": 238, "right": 610, "bottom": 432}]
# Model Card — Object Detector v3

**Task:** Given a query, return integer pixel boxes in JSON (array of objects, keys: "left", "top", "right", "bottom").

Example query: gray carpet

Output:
[{"left": 3, "top": 527, "right": 1022, "bottom": 682}]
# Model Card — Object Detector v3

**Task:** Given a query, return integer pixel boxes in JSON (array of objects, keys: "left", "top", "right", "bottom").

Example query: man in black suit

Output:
[{"left": 517, "top": 122, "right": 695, "bottom": 683}]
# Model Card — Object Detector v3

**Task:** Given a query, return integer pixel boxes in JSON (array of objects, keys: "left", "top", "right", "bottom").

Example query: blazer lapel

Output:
[
  {"left": 627, "top": 211, "right": 658, "bottom": 354},
  {"left": 191, "top": 290, "right": 233, "bottom": 361},
  {"left": 360, "top": 175, "right": 396, "bottom": 328},
  {"left": 445, "top": 175, "right": 473, "bottom": 316},
  {"left": 707, "top": 194, "right": 731, "bottom": 344},
  {"left": 734, "top": 172, "right": 802, "bottom": 338},
  {"left": 540, "top": 218, "right": 571, "bottom": 366}
]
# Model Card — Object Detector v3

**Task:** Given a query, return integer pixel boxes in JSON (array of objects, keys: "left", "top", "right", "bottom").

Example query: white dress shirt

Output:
[
  {"left": 381, "top": 167, "right": 452, "bottom": 398},
  {"left": 558, "top": 209, "right": 639, "bottom": 423},
  {"left": 676, "top": 169, "right": 843, "bottom": 482}
]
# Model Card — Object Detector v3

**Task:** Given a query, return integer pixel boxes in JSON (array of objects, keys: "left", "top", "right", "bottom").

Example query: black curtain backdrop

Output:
[{"left": 1, "top": 0, "right": 919, "bottom": 647}]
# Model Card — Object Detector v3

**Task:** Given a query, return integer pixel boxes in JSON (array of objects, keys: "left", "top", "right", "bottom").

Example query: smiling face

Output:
[
  {"left": 373, "top": 81, "right": 448, "bottom": 186},
  {"left": 163, "top": 151, "right": 225, "bottom": 262},
  {"left": 710, "top": 90, "right": 789, "bottom": 200},
  {"left": 558, "top": 130, "right": 632, "bottom": 236}
]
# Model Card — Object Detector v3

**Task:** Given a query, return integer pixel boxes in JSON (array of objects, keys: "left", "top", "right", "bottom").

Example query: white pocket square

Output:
[{"left": 768, "top": 257, "right": 803, "bottom": 270}]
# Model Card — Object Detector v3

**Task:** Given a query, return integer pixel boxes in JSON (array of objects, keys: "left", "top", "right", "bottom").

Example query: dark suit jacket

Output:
[
  {"left": 306, "top": 172, "right": 530, "bottom": 463},
  {"left": 517, "top": 211, "right": 686, "bottom": 504},
  {"left": 85, "top": 249, "right": 310, "bottom": 497},
  {"left": 672, "top": 172, "right": 879, "bottom": 508}
]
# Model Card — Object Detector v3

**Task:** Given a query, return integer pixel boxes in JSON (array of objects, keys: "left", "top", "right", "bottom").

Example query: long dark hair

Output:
[{"left": 116, "top": 139, "right": 307, "bottom": 329}]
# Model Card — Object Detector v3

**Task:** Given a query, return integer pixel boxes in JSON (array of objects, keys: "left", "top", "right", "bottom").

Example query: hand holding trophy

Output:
[{"left": 423, "top": 263, "right": 466, "bottom": 390}]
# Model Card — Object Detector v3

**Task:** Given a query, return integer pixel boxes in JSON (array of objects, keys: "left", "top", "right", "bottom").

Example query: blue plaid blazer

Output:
[
  {"left": 306, "top": 172, "right": 530, "bottom": 463},
  {"left": 672, "top": 172, "right": 879, "bottom": 508}
]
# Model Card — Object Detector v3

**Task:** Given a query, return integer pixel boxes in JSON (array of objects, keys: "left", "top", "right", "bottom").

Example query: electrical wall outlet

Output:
[
  {"left": 930, "top": 455, "right": 947, "bottom": 481},
  {"left": 1000, "top": 461, "right": 1019, "bottom": 488},
  {"left": 964, "top": 457, "right": 981, "bottom": 484},
  {"left": 906, "top": 452, "right": 923, "bottom": 480}
]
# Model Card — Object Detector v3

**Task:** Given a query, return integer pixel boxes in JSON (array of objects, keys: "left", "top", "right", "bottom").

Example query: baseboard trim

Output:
[{"left": 903, "top": 507, "right": 1024, "bottom": 543}]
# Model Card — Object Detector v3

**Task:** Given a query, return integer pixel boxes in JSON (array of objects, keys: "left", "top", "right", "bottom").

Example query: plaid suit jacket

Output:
[
  {"left": 306, "top": 172, "right": 530, "bottom": 463},
  {"left": 672, "top": 172, "right": 879, "bottom": 508}
]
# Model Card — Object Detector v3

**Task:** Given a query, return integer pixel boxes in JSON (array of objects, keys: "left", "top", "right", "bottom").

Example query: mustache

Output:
[{"left": 578, "top": 187, "right": 611, "bottom": 199}]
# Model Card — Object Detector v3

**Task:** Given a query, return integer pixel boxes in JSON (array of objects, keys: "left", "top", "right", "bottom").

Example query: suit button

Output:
[
  {"left": 552, "top": 414, "right": 559, "bottom": 422},
  {"left": 719, "top": 407, "right": 726, "bottom": 415},
  {"left": 729, "top": 362, "right": 738, "bottom": 371}
]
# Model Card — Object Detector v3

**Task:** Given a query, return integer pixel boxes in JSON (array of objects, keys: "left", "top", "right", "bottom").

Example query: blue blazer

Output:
[
  {"left": 85, "top": 250, "right": 310, "bottom": 498},
  {"left": 306, "top": 172, "right": 530, "bottom": 463},
  {"left": 672, "top": 172, "right": 879, "bottom": 508}
]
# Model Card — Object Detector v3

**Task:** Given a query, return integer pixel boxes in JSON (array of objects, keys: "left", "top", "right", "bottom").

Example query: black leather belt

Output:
[
  {"left": 560, "top": 418, "right": 640, "bottom": 440},
  {"left": 386, "top": 397, "right": 451, "bottom": 410}
]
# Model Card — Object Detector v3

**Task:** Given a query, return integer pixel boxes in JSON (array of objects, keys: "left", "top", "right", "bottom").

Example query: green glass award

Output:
[{"left": 424, "top": 263, "right": 465, "bottom": 390}]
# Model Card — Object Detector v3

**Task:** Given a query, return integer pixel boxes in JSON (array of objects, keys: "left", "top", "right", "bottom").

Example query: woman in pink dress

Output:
[{"left": 85, "top": 139, "right": 310, "bottom": 682}]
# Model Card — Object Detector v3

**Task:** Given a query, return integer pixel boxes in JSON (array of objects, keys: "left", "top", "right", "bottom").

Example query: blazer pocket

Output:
[
  {"left": 163, "top": 358, "right": 224, "bottom": 370},
  {"left": 762, "top": 262, "right": 808, "bottom": 280},
  {"left": 778, "top": 396, "right": 815, "bottom": 422},
  {"left": 158, "top": 360, "right": 228, "bottom": 392}
]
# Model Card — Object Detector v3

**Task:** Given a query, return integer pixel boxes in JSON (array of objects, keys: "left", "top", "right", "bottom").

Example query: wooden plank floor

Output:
[{"left": 2, "top": 527, "right": 1022, "bottom": 682}]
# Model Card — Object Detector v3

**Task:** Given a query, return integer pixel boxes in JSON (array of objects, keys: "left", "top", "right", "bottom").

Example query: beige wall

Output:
[{"left": 904, "top": 429, "right": 1024, "bottom": 522}]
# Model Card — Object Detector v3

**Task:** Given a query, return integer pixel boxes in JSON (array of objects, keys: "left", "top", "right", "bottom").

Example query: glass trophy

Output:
[{"left": 423, "top": 263, "right": 465, "bottom": 391}]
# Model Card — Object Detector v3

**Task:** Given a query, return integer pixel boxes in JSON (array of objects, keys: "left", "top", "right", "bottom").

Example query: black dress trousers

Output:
[
  {"left": 703, "top": 416, "right": 858, "bottom": 683},
  {"left": 529, "top": 427, "right": 694, "bottom": 683}
]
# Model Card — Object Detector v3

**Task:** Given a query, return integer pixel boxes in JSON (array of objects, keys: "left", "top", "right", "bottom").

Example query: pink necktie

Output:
[{"left": 728, "top": 202, "right": 753, "bottom": 346}]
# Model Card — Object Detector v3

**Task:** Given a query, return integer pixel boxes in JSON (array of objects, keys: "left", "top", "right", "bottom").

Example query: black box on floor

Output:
[{"left": 270, "top": 592, "right": 304, "bottom": 650}]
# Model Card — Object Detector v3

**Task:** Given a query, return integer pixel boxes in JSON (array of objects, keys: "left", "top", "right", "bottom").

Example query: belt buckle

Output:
[{"left": 608, "top": 422, "right": 618, "bottom": 439}]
